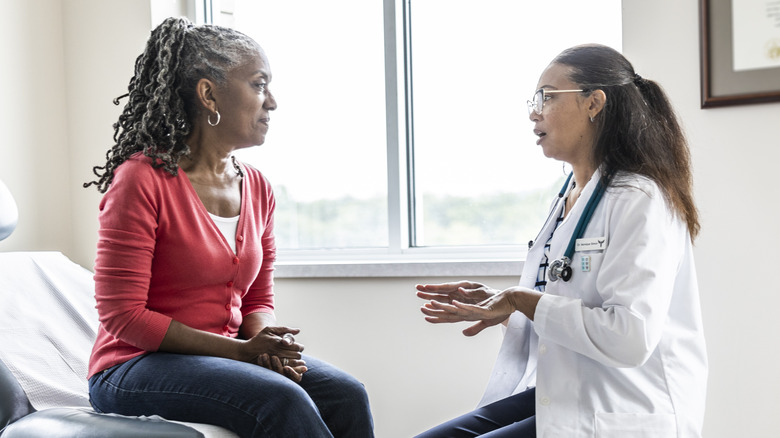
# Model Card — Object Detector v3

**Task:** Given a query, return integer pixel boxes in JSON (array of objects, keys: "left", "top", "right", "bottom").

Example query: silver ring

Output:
[
  {"left": 282, "top": 333, "right": 295, "bottom": 344},
  {"left": 282, "top": 358, "right": 289, "bottom": 366}
]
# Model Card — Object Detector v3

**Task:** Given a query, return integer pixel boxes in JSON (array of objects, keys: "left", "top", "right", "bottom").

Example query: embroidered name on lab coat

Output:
[{"left": 575, "top": 237, "right": 607, "bottom": 251}]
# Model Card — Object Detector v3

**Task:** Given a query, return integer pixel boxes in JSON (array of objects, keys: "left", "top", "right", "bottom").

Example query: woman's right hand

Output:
[{"left": 416, "top": 281, "right": 498, "bottom": 305}]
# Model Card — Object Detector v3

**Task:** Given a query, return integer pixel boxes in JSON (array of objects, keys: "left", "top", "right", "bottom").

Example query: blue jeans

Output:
[
  {"left": 414, "top": 388, "right": 536, "bottom": 438},
  {"left": 88, "top": 353, "right": 374, "bottom": 438}
]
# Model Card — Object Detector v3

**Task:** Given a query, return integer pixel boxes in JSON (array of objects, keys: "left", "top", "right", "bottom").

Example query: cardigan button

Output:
[
  {"left": 225, "top": 303, "right": 231, "bottom": 310},
  {"left": 233, "top": 257, "right": 239, "bottom": 264},
  {"left": 237, "top": 235, "right": 244, "bottom": 242},
  {"left": 226, "top": 281, "right": 233, "bottom": 288}
]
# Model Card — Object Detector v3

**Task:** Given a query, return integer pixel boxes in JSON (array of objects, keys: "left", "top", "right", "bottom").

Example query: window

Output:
[
  {"left": 215, "top": 0, "right": 389, "bottom": 250},
  {"left": 206, "top": 0, "right": 622, "bottom": 272}
]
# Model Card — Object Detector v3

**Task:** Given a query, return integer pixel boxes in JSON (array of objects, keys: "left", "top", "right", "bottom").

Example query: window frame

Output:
[
  {"left": 273, "top": 0, "right": 528, "bottom": 278},
  {"left": 202, "top": 0, "right": 604, "bottom": 278}
]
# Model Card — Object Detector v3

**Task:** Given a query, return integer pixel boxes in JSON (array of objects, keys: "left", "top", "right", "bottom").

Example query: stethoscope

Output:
[{"left": 547, "top": 172, "right": 608, "bottom": 282}]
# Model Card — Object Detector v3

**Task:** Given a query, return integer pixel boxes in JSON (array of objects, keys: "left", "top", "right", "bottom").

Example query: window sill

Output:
[{"left": 274, "top": 251, "right": 525, "bottom": 278}]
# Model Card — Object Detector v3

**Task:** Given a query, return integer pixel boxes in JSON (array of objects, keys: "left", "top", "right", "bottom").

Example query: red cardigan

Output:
[{"left": 88, "top": 154, "right": 276, "bottom": 378}]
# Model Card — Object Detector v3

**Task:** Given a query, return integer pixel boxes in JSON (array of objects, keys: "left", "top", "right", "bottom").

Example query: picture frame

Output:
[{"left": 699, "top": 0, "right": 780, "bottom": 108}]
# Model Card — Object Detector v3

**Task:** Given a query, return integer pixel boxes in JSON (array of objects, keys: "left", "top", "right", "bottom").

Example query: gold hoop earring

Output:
[{"left": 208, "top": 111, "right": 221, "bottom": 127}]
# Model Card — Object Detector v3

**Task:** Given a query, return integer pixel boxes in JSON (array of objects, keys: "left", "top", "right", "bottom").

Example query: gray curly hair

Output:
[{"left": 84, "top": 17, "right": 261, "bottom": 192}]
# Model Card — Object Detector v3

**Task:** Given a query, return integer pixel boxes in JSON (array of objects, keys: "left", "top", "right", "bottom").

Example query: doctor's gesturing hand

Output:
[
  {"left": 415, "top": 281, "right": 497, "bottom": 306},
  {"left": 418, "top": 284, "right": 543, "bottom": 336}
]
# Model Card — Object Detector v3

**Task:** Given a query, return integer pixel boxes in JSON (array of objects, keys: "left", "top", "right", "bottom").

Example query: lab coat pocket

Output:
[{"left": 594, "top": 412, "right": 677, "bottom": 437}]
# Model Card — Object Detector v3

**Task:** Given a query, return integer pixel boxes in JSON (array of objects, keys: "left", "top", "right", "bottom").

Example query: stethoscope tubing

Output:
[{"left": 547, "top": 172, "right": 608, "bottom": 282}]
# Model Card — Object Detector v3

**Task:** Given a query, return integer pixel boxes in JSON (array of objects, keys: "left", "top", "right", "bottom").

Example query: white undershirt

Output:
[{"left": 208, "top": 213, "right": 239, "bottom": 254}]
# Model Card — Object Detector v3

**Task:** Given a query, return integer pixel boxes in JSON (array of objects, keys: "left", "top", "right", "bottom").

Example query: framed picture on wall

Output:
[{"left": 699, "top": 0, "right": 780, "bottom": 108}]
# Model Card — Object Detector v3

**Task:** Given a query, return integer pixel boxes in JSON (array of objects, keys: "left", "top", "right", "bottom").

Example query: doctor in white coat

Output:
[{"left": 414, "top": 44, "right": 707, "bottom": 438}]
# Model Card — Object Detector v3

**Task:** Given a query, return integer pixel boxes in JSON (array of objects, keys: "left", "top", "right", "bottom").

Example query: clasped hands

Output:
[
  {"left": 416, "top": 281, "right": 541, "bottom": 336},
  {"left": 245, "top": 326, "right": 307, "bottom": 383}
]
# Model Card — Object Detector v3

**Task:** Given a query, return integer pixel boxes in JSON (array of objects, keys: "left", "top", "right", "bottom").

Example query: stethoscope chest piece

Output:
[{"left": 548, "top": 256, "right": 572, "bottom": 282}]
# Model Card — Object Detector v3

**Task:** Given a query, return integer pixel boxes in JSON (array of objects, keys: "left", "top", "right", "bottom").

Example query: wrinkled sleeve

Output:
[
  {"left": 242, "top": 174, "right": 276, "bottom": 317},
  {"left": 93, "top": 162, "right": 173, "bottom": 351},
  {"left": 534, "top": 183, "right": 687, "bottom": 368}
]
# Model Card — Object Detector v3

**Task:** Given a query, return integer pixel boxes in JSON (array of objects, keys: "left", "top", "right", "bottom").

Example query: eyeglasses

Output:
[{"left": 527, "top": 88, "right": 585, "bottom": 116}]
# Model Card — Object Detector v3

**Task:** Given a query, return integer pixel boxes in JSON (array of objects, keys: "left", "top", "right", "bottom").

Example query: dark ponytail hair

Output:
[
  {"left": 553, "top": 44, "right": 699, "bottom": 240},
  {"left": 84, "top": 17, "right": 261, "bottom": 193}
]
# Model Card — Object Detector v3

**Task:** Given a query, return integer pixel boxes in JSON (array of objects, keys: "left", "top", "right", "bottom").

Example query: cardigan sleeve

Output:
[
  {"left": 241, "top": 169, "right": 276, "bottom": 317},
  {"left": 93, "top": 160, "right": 173, "bottom": 351}
]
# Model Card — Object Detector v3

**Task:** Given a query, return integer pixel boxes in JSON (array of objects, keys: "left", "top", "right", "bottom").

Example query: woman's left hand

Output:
[
  {"left": 421, "top": 287, "right": 542, "bottom": 336},
  {"left": 258, "top": 354, "right": 308, "bottom": 383}
]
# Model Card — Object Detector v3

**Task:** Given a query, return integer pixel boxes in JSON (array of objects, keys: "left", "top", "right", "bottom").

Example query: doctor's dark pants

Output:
[{"left": 414, "top": 388, "right": 536, "bottom": 438}]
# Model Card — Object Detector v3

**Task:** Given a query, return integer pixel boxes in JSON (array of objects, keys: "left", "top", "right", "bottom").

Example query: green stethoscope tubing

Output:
[{"left": 549, "top": 172, "right": 608, "bottom": 282}]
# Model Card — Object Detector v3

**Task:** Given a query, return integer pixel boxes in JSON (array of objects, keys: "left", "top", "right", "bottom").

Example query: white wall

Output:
[
  {"left": 0, "top": 0, "right": 71, "bottom": 253},
  {"left": 1, "top": 0, "right": 779, "bottom": 437},
  {"left": 273, "top": 276, "right": 511, "bottom": 437},
  {"left": 62, "top": 0, "right": 152, "bottom": 268}
]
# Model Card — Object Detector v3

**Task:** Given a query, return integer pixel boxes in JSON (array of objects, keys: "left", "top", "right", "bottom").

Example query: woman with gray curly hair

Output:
[{"left": 84, "top": 17, "right": 373, "bottom": 437}]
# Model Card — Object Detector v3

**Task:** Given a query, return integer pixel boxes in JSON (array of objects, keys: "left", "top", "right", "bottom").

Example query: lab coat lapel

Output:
[{"left": 544, "top": 169, "right": 603, "bottom": 267}]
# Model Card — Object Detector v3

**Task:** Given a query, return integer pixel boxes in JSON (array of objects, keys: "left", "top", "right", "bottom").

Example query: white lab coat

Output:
[{"left": 479, "top": 169, "right": 707, "bottom": 437}]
